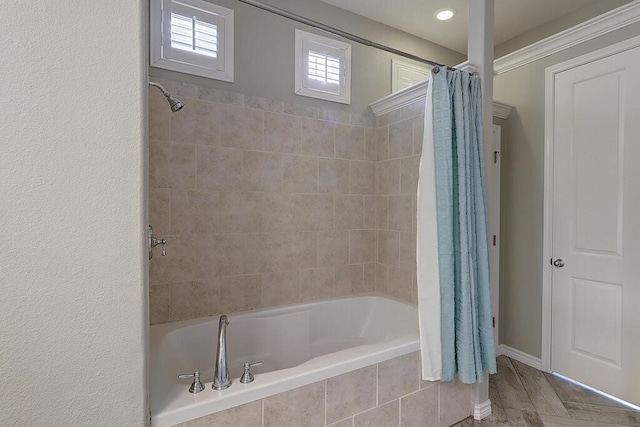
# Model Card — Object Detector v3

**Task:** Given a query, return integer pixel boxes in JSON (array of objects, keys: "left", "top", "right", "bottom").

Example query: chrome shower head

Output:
[
  {"left": 149, "top": 81, "right": 185, "bottom": 112},
  {"left": 167, "top": 95, "right": 185, "bottom": 112}
]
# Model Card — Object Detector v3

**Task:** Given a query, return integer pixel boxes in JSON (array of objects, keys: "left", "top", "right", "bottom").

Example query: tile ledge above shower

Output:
[{"left": 369, "top": 80, "right": 514, "bottom": 119}]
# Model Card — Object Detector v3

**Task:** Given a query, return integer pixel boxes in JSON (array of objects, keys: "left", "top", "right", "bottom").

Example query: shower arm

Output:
[
  {"left": 149, "top": 81, "right": 185, "bottom": 112},
  {"left": 149, "top": 81, "right": 170, "bottom": 97}
]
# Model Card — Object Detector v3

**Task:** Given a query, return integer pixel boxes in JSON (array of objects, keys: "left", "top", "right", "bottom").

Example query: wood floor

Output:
[{"left": 453, "top": 356, "right": 640, "bottom": 427}]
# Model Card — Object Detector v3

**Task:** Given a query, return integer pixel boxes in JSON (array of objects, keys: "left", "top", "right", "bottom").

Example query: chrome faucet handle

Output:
[
  {"left": 178, "top": 371, "right": 205, "bottom": 394},
  {"left": 239, "top": 361, "right": 264, "bottom": 384},
  {"left": 148, "top": 225, "right": 167, "bottom": 259}
]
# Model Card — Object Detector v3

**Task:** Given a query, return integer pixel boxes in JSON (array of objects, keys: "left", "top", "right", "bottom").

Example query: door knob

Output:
[{"left": 553, "top": 258, "right": 565, "bottom": 268}]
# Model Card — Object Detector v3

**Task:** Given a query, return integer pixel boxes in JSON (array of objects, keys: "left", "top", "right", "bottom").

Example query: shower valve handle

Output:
[
  {"left": 178, "top": 371, "right": 205, "bottom": 393},
  {"left": 240, "top": 361, "right": 264, "bottom": 384}
]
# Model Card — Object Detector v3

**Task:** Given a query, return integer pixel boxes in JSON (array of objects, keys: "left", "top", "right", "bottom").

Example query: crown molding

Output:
[
  {"left": 494, "top": 0, "right": 640, "bottom": 74},
  {"left": 369, "top": 78, "right": 514, "bottom": 119}
]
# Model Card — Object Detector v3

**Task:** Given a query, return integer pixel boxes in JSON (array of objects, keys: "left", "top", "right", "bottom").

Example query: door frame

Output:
[{"left": 542, "top": 34, "right": 640, "bottom": 373}]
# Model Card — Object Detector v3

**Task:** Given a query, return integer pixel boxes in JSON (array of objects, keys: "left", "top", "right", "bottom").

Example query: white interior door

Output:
[{"left": 551, "top": 46, "right": 640, "bottom": 406}]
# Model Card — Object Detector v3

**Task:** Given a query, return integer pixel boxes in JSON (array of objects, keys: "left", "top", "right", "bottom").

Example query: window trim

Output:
[
  {"left": 150, "top": 0, "right": 234, "bottom": 82},
  {"left": 391, "top": 59, "right": 430, "bottom": 93},
  {"left": 294, "top": 29, "right": 351, "bottom": 104}
]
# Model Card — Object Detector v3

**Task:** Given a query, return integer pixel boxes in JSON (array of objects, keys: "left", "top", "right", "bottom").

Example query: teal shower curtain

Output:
[{"left": 431, "top": 68, "right": 497, "bottom": 383}]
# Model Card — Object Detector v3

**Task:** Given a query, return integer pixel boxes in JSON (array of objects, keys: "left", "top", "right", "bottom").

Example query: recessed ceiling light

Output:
[{"left": 436, "top": 9, "right": 454, "bottom": 21}]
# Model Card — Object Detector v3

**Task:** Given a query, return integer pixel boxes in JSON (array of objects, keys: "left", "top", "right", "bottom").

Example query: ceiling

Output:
[{"left": 318, "top": 0, "right": 604, "bottom": 54}]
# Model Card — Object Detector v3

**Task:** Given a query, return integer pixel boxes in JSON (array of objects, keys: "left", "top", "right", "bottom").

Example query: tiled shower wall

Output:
[
  {"left": 149, "top": 78, "right": 384, "bottom": 324},
  {"left": 375, "top": 101, "right": 424, "bottom": 306},
  {"left": 149, "top": 78, "right": 424, "bottom": 324}
]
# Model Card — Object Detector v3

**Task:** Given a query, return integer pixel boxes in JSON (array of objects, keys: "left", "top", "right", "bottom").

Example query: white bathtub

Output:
[{"left": 150, "top": 293, "right": 419, "bottom": 427}]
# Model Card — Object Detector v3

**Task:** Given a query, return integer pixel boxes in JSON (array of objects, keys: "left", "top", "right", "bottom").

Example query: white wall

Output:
[{"left": 0, "top": 2, "right": 147, "bottom": 425}]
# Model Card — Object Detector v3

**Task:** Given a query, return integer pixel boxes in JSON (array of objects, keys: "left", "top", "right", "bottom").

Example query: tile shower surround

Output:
[
  {"left": 173, "top": 351, "right": 472, "bottom": 427},
  {"left": 149, "top": 78, "right": 424, "bottom": 324},
  {"left": 149, "top": 79, "right": 472, "bottom": 426}
]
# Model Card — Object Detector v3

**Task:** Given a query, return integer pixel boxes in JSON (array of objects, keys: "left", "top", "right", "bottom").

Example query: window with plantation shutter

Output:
[
  {"left": 150, "top": 0, "right": 234, "bottom": 82},
  {"left": 295, "top": 29, "right": 351, "bottom": 104}
]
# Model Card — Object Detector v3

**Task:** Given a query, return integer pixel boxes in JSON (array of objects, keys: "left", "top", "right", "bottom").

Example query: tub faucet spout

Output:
[{"left": 213, "top": 315, "right": 231, "bottom": 390}]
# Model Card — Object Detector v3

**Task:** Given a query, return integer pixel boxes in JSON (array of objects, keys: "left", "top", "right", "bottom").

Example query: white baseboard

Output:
[
  {"left": 498, "top": 344, "right": 545, "bottom": 371},
  {"left": 474, "top": 399, "right": 492, "bottom": 420}
]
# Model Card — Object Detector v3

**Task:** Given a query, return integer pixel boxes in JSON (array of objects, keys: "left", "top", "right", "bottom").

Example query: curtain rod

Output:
[{"left": 235, "top": 0, "right": 449, "bottom": 72}]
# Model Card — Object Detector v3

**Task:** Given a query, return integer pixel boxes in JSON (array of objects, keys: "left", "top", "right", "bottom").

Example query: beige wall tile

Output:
[
  {"left": 387, "top": 266, "right": 414, "bottom": 303},
  {"left": 326, "top": 366, "right": 377, "bottom": 424},
  {"left": 293, "top": 194, "right": 335, "bottom": 231},
  {"left": 388, "top": 195, "right": 414, "bottom": 232},
  {"left": 159, "top": 79, "right": 199, "bottom": 99},
  {"left": 350, "top": 161, "right": 376, "bottom": 195},
  {"left": 300, "top": 268, "right": 335, "bottom": 301},
  {"left": 375, "top": 263, "right": 388, "bottom": 294},
  {"left": 376, "top": 127, "right": 389, "bottom": 162},
  {"left": 388, "top": 119, "right": 413, "bottom": 160},
  {"left": 335, "top": 195, "right": 364, "bottom": 230},
  {"left": 219, "top": 192, "right": 262, "bottom": 233},
  {"left": 354, "top": 400, "right": 399, "bottom": 427},
  {"left": 219, "top": 274, "right": 262, "bottom": 312},
  {"left": 378, "top": 351, "right": 419, "bottom": 404},
  {"left": 262, "top": 193, "right": 294, "bottom": 232},
  {"left": 198, "top": 86, "right": 243, "bottom": 105},
  {"left": 149, "top": 235, "right": 196, "bottom": 284},
  {"left": 285, "top": 102, "right": 319, "bottom": 119},
  {"left": 319, "top": 158, "right": 349, "bottom": 194},
  {"left": 413, "top": 115, "right": 425, "bottom": 155},
  {"left": 350, "top": 230, "right": 376, "bottom": 264},
  {"left": 318, "top": 231, "right": 349, "bottom": 267},
  {"left": 149, "top": 91, "right": 171, "bottom": 142},
  {"left": 400, "top": 384, "right": 439, "bottom": 427},
  {"left": 364, "top": 263, "right": 376, "bottom": 292},
  {"left": 376, "top": 109, "right": 402, "bottom": 127},
  {"left": 322, "top": 108, "right": 351, "bottom": 124},
  {"left": 335, "top": 124, "right": 365, "bottom": 160},
  {"left": 377, "top": 230, "right": 399, "bottom": 266},
  {"left": 399, "top": 232, "right": 417, "bottom": 272},
  {"left": 170, "top": 189, "right": 219, "bottom": 235},
  {"left": 264, "top": 112, "right": 301, "bottom": 154},
  {"left": 376, "top": 196, "right": 388, "bottom": 229},
  {"left": 149, "top": 284, "right": 170, "bottom": 325},
  {"left": 220, "top": 104, "right": 264, "bottom": 150},
  {"left": 171, "top": 280, "right": 219, "bottom": 321},
  {"left": 243, "top": 232, "right": 317, "bottom": 274},
  {"left": 364, "top": 196, "right": 376, "bottom": 229},
  {"left": 264, "top": 381, "right": 325, "bottom": 427},
  {"left": 262, "top": 270, "right": 300, "bottom": 307},
  {"left": 196, "top": 146, "right": 242, "bottom": 192},
  {"left": 300, "top": 118, "right": 334, "bottom": 158},
  {"left": 401, "top": 99, "right": 425, "bottom": 120},
  {"left": 244, "top": 95, "right": 283, "bottom": 113},
  {"left": 377, "top": 159, "right": 400, "bottom": 195},
  {"left": 439, "top": 379, "right": 473, "bottom": 427},
  {"left": 149, "top": 142, "right": 196, "bottom": 189},
  {"left": 241, "top": 150, "right": 283, "bottom": 192},
  {"left": 171, "top": 99, "right": 220, "bottom": 145},
  {"left": 364, "top": 127, "right": 378, "bottom": 162},
  {"left": 283, "top": 154, "right": 318, "bottom": 193},
  {"left": 183, "top": 400, "right": 261, "bottom": 427},
  {"left": 196, "top": 234, "right": 243, "bottom": 278},
  {"left": 335, "top": 264, "right": 365, "bottom": 296},
  {"left": 150, "top": 188, "right": 171, "bottom": 236},
  {"left": 352, "top": 114, "right": 376, "bottom": 129},
  {"left": 400, "top": 155, "right": 420, "bottom": 196}
]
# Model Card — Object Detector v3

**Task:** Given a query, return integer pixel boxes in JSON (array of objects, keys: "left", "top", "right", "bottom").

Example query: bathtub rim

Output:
[{"left": 150, "top": 292, "right": 419, "bottom": 427}]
